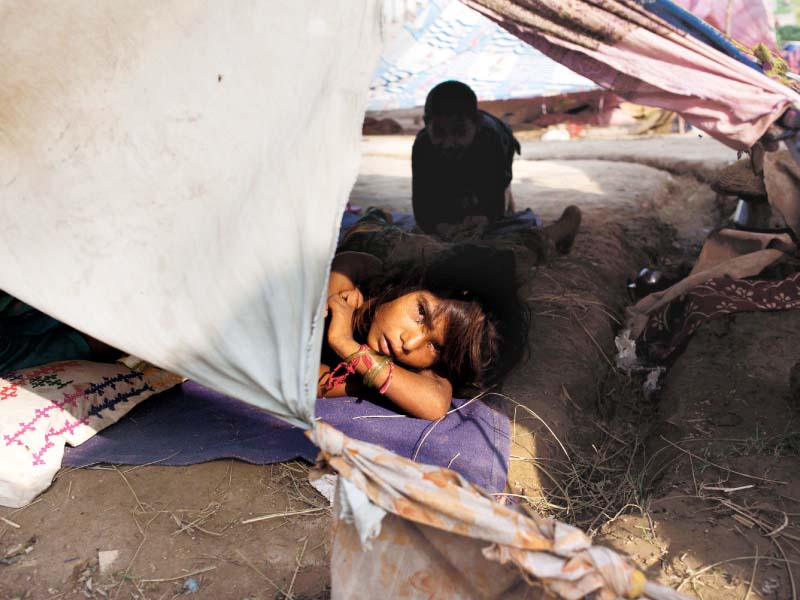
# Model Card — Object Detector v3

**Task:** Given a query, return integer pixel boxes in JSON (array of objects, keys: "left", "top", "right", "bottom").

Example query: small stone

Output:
[
  {"left": 762, "top": 576, "right": 781, "bottom": 595},
  {"left": 183, "top": 577, "right": 201, "bottom": 594},
  {"left": 98, "top": 550, "right": 119, "bottom": 574}
]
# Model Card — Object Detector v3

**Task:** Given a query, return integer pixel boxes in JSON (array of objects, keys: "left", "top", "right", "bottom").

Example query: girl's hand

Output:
[
  {"left": 324, "top": 287, "right": 363, "bottom": 317},
  {"left": 326, "top": 289, "right": 363, "bottom": 358}
]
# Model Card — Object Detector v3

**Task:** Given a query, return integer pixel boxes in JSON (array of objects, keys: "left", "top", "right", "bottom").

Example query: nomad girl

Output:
[{"left": 318, "top": 244, "right": 527, "bottom": 420}]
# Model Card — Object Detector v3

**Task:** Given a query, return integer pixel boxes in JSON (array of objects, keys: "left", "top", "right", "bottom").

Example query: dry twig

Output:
[
  {"left": 660, "top": 436, "right": 786, "bottom": 485},
  {"left": 139, "top": 565, "right": 217, "bottom": 584},
  {"left": 241, "top": 507, "right": 327, "bottom": 525},
  {"left": 235, "top": 548, "right": 287, "bottom": 596},
  {"left": 286, "top": 537, "right": 309, "bottom": 600}
]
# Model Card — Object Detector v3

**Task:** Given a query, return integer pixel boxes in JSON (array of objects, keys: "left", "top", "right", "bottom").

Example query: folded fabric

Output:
[
  {"left": 637, "top": 271, "right": 800, "bottom": 363},
  {"left": 64, "top": 381, "right": 510, "bottom": 492},
  {"left": 626, "top": 248, "right": 786, "bottom": 339},
  {"left": 0, "top": 360, "right": 183, "bottom": 507}
]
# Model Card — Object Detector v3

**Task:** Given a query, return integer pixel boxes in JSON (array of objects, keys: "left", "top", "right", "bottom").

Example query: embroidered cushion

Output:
[{"left": 0, "top": 360, "right": 182, "bottom": 507}]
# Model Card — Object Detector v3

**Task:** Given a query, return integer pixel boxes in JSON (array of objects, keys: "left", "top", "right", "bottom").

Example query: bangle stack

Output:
[{"left": 323, "top": 344, "right": 395, "bottom": 394}]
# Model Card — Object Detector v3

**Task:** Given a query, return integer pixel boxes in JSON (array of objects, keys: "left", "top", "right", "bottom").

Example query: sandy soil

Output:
[
  {"left": 598, "top": 311, "right": 800, "bottom": 599},
  {"left": 4, "top": 133, "right": 799, "bottom": 600},
  {"left": 0, "top": 461, "right": 332, "bottom": 600}
]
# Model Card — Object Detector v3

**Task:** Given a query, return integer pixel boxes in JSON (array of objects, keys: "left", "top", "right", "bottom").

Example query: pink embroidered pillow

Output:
[{"left": 0, "top": 360, "right": 182, "bottom": 507}]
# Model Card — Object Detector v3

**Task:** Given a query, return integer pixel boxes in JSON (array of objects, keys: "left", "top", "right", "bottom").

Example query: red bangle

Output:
[
  {"left": 322, "top": 344, "right": 373, "bottom": 392},
  {"left": 378, "top": 362, "right": 394, "bottom": 394}
]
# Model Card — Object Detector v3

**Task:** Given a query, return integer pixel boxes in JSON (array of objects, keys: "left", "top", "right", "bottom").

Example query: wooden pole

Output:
[{"left": 725, "top": 0, "right": 733, "bottom": 36}]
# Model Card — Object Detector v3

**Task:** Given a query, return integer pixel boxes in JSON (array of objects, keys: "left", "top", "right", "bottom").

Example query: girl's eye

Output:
[
  {"left": 416, "top": 300, "right": 427, "bottom": 324},
  {"left": 429, "top": 341, "right": 442, "bottom": 353},
  {"left": 417, "top": 297, "right": 435, "bottom": 329}
]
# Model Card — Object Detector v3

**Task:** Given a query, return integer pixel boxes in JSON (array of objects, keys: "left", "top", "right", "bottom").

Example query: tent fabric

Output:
[
  {"left": 463, "top": 0, "right": 800, "bottom": 151},
  {"left": 672, "top": 0, "right": 778, "bottom": 53},
  {"left": 313, "top": 421, "right": 687, "bottom": 600},
  {"left": 644, "top": 0, "right": 765, "bottom": 69},
  {"left": 0, "top": 1, "right": 381, "bottom": 428},
  {"left": 785, "top": 42, "right": 800, "bottom": 75},
  {"left": 369, "top": 0, "right": 597, "bottom": 111}
]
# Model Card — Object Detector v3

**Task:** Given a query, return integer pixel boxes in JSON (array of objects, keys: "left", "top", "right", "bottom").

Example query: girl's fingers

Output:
[
  {"left": 327, "top": 292, "right": 346, "bottom": 306},
  {"left": 344, "top": 289, "right": 364, "bottom": 309},
  {"left": 327, "top": 288, "right": 363, "bottom": 309},
  {"left": 327, "top": 294, "right": 353, "bottom": 320}
]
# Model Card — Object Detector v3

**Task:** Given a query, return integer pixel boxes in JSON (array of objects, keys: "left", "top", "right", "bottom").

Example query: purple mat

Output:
[{"left": 63, "top": 381, "right": 510, "bottom": 492}]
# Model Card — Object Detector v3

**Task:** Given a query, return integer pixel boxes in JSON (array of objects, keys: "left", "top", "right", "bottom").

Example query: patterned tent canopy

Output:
[{"left": 369, "top": 0, "right": 597, "bottom": 111}]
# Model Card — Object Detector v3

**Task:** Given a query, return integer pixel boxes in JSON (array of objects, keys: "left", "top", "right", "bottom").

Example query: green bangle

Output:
[
  {"left": 343, "top": 345, "right": 370, "bottom": 363},
  {"left": 364, "top": 356, "right": 392, "bottom": 388}
]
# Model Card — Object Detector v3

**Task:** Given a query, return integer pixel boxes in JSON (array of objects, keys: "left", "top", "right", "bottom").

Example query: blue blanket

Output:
[{"left": 63, "top": 381, "right": 511, "bottom": 492}]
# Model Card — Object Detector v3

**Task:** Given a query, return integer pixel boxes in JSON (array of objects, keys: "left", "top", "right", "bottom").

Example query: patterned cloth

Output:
[
  {"left": 312, "top": 421, "right": 686, "bottom": 600},
  {"left": 638, "top": 272, "right": 800, "bottom": 363},
  {"left": 0, "top": 360, "right": 182, "bottom": 507},
  {"left": 337, "top": 208, "right": 446, "bottom": 264}
]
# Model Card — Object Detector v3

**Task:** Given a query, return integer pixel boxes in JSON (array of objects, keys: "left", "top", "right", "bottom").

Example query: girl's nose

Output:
[{"left": 401, "top": 329, "right": 425, "bottom": 353}]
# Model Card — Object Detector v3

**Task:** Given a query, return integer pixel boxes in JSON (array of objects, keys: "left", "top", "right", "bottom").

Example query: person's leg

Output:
[
  {"left": 504, "top": 186, "right": 515, "bottom": 216},
  {"left": 542, "top": 205, "right": 582, "bottom": 255}
]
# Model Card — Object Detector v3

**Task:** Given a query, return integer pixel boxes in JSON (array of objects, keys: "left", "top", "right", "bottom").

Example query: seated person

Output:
[
  {"left": 318, "top": 245, "right": 528, "bottom": 421},
  {"left": 412, "top": 80, "right": 521, "bottom": 236}
]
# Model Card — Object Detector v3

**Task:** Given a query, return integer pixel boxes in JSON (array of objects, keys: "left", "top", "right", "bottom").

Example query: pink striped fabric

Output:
[
  {"left": 463, "top": 0, "right": 799, "bottom": 151},
  {"left": 673, "top": 0, "right": 778, "bottom": 52}
]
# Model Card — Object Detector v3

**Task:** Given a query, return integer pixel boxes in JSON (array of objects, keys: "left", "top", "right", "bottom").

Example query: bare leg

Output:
[{"left": 542, "top": 205, "right": 582, "bottom": 255}]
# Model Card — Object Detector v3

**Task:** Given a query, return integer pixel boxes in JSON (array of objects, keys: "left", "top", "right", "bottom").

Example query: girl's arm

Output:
[
  {"left": 318, "top": 357, "right": 451, "bottom": 420},
  {"left": 373, "top": 364, "right": 452, "bottom": 421},
  {"left": 320, "top": 291, "right": 452, "bottom": 421}
]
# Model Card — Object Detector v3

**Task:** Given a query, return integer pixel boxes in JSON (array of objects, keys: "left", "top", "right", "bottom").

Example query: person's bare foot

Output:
[{"left": 543, "top": 205, "right": 582, "bottom": 255}]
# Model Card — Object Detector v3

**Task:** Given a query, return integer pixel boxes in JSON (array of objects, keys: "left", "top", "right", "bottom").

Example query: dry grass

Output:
[
  {"left": 506, "top": 366, "right": 659, "bottom": 537},
  {"left": 505, "top": 362, "right": 800, "bottom": 596}
]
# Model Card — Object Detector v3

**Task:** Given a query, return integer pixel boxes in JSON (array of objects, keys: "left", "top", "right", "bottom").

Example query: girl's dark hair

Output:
[
  {"left": 353, "top": 243, "right": 529, "bottom": 391},
  {"left": 423, "top": 80, "right": 479, "bottom": 123}
]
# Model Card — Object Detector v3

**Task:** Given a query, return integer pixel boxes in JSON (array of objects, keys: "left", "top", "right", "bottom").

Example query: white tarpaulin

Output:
[{"left": 0, "top": 1, "right": 380, "bottom": 427}]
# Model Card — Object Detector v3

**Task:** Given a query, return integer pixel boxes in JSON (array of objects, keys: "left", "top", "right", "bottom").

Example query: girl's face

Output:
[{"left": 366, "top": 291, "right": 447, "bottom": 370}]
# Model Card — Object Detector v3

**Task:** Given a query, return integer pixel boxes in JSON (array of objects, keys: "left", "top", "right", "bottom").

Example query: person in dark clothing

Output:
[
  {"left": 412, "top": 80, "right": 521, "bottom": 236},
  {"left": 0, "top": 291, "right": 122, "bottom": 373}
]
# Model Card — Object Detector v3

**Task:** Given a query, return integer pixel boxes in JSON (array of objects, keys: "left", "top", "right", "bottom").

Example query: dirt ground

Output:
[{"left": 3, "top": 133, "right": 799, "bottom": 599}]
